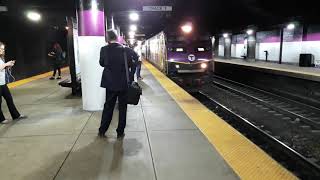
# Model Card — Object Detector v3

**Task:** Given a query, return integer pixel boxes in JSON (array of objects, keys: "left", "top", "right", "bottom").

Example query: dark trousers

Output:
[
  {"left": 136, "top": 61, "right": 142, "bottom": 78},
  {"left": 53, "top": 65, "right": 61, "bottom": 77},
  {"left": 99, "top": 89, "right": 128, "bottom": 135},
  {"left": 0, "top": 84, "right": 20, "bottom": 122}
]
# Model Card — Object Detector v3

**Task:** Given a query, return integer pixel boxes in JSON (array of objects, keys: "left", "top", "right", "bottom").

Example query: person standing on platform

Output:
[
  {"left": 98, "top": 30, "right": 138, "bottom": 139},
  {"left": 0, "top": 41, "right": 27, "bottom": 124},
  {"left": 134, "top": 45, "right": 143, "bottom": 80},
  {"left": 48, "top": 42, "right": 64, "bottom": 80}
]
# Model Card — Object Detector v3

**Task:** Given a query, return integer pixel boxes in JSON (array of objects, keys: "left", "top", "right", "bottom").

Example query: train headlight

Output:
[
  {"left": 201, "top": 63, "right": 207, "bottom": 69},
  {"left": 175, "top": 65, "right": 180, "bottom": 69}
]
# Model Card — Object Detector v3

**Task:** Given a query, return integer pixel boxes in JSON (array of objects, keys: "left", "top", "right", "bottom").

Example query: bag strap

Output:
[{"left": 123, "top": 47, "right": 130, "bottom": 86}]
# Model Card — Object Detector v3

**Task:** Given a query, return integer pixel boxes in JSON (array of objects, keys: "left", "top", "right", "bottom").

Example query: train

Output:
[{"left": 142, "top": 24, "right": 214, "bottom": 76}]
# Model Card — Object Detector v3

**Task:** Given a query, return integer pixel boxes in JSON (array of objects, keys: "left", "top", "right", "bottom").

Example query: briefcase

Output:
[
  {"left": 123, "top": 48, "right": 142, "bottom": 105},
  {"left": 127, "top": 82, "right": 142, "bottom": 105}
]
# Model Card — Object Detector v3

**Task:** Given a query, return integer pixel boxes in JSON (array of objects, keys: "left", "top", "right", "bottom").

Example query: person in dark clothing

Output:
[
  {"left": 48, "top": 43, "right": 64, "bottom": 80},
  {"left": 0, "top": 41, "right": 27, "bottom": 124},
  {"left": 98, "top": 30, "right": 138, "bottom": 139}
]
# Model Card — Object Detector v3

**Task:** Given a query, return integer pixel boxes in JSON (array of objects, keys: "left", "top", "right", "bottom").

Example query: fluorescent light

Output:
[
  {"left": 223, "top": 33, "right": 229, "bottom": 38},
  {"left": 130, "top": 25, "right": 137, "bottom": 31},
  {"left": 27, "top": 11, "right": 41, "bottom": 22},
  {"left": 247, "top": 29, "right": 254, "bottom": 35},
  {"left": 129, "top": 13, "right": 139, "bottom": 21},
  {"left": 175, "top": 65, "right": 180, "bottom": 69},
  {"left": 181, "top": 24, "right": 192, "bottom": 33},
  {"left": 0, "top": 6, "right": 8, "bottom": 12},
  {"left": 198, "top": 48, "right": 205, "bottom": 52},
  {"left": 287, "top": 23, "right": 295, "bottom": 30}
]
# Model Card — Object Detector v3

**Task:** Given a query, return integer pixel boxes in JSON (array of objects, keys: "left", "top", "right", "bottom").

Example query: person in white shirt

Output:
[{"left": 0, "top": 41, "right": 27, "bottom": 124}]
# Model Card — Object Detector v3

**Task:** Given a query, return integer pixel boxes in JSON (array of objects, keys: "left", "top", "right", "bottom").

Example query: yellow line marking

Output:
[
  {"left": 8, "top": 67, "right": 69, "bottom": 89},
  {"left": 144, "top": 60, "right": 298, "bottom": 180}
]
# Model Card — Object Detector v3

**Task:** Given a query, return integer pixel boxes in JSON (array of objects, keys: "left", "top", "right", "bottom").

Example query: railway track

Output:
[{"left": 191, "top": 75, "right": 320, "bottom": 179}]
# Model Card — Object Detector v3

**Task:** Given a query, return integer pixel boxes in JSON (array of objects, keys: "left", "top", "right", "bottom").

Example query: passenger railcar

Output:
[{"left": 143, "top": 27, "right": 213, "bottom": 76}]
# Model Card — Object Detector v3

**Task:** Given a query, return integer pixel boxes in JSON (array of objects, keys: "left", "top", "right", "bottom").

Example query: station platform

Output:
[
  {"left": 215, "top": 58, "right": 320, "bottom": 82},
  {"left": 0, "top": 62, "right": 296, "bottom": 180}
]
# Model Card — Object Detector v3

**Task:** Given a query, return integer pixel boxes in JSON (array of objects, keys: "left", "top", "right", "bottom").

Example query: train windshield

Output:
[{"left": 167, "top": 35, "right": 210, "bottom": 43}]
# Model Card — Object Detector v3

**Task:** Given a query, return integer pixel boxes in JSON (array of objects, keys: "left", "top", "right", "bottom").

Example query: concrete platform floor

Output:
[{"left": 0, "top": 68, "right": 238, "bottom": 180}]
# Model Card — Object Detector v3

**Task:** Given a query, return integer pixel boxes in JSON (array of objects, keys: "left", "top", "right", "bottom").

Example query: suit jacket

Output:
[{"left": 100, "top": 43, "right": 138, "bottom": 91}]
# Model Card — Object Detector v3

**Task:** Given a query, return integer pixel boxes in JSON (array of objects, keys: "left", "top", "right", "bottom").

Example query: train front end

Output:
[{"left": 166, "top": 32, "right": 213, "bottom": 75}]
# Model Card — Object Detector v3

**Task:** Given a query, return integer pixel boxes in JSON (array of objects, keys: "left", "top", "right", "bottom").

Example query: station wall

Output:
[
  {"left": 0, "top": 16, "right": 68, "bottom": 81},
  {"left": 231, "top": 34, "right": 246, "bottom": 58},
  {"left": 255, "top": 30, "right": 281, "bottom": 62},
  {"left": 218, "top": 25, "right": 320, "bottom": 65}
]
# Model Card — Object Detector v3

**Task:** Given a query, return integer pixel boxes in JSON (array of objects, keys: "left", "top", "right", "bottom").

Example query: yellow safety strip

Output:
[
  {"left": 144, "top": 60, "right": 298, "bottom": 180},
  {"left": 8, "top": 67, "right": 69, "bottom": 89}
]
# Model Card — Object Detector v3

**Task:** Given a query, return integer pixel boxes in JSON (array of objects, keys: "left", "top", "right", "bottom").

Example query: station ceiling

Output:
[{"left": 0, "top": 0, "right": 318, "bottom": 35}]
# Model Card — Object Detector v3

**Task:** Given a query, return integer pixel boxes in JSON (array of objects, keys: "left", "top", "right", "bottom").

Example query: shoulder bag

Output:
[{"left": 123, "top": 48, "right": 142, "bottom": 105}]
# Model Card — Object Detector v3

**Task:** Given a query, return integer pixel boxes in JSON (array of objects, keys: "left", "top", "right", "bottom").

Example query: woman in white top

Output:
[{"left": 0, "top": 41, "right": 27, "bottom": 124}]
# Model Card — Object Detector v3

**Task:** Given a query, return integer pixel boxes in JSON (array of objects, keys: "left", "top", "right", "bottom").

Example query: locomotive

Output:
[{"left": 143, "top": 23, "right": 213, "bottom": 76}]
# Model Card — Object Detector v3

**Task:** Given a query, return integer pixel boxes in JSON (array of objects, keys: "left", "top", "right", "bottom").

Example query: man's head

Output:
[{"left": 106, "top": 29, "right": 118, "bottom": 43}]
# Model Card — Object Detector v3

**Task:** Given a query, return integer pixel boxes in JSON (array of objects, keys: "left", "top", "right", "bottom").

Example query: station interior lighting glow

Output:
[
  {"left": 181, "top": 24, "right": 193, "bottom": 34},
  {"left": 246, "top": 29, "right": 254, "bottom": 35},
  {"left": 130, "top": 25, "right": 137, "bottom": 31},
  {"left": 129, "top": 39, "right": 135, "bottom": 44},
  {"left": 129, "top": 34, "right": 135, "bottom": 39},
  {"left": 287, "top": 23, "right": 295, "bottom": 30},
  {"left": 26, "top": 11, "right": 41, "bottom": 22},
  {"left": 128, "top": 31, "right": 135, "bottom": 37},
  {"left": 129, "top": 12, "right": 139, "bottom": 21},
  {"left": 223, "top": 33, "right": 229, "bottom": 38}
]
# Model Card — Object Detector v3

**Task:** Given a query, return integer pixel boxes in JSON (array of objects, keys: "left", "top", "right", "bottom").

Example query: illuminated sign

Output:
[{"left": 143, "top": 6, "right": 172, "bottom": 11}]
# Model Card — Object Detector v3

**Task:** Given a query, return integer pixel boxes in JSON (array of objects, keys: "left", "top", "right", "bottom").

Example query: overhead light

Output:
[
  {"left": 287, "top": 23, "right": 295, "bottom": 30},
  {"left": 128, "top": 31, "right": 135, "bottom": 36},
  {"left": 26, "top": 11, "right": 41, "bottom": 22},
  {"left": 175, "top": 65, "right": 180, "bottom": 69},
  {"left": 130, "top": 25, "right": 137, "bottom": 31},
  {"left": 129, "top": 12, "right": 139, "bottom": 21},
  {"left": 0, "top": 6, "right": 8, "bottom": 12},
  {"left": 65, "top": 26, "right": 69, "bottom": 30},
  {"left": 246, "top": 29, "right": 254, "bottom": 35},
  {"left": 181, "top": 23, "right": 192, "bottom": 34},
  {"left": 223, "top": 33, "right": 229, "bottom": 38}
]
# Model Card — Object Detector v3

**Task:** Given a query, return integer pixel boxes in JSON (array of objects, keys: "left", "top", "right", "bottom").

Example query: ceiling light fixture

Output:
[{"left": 26, "top": 11, "right": 41, "bottom": 22}]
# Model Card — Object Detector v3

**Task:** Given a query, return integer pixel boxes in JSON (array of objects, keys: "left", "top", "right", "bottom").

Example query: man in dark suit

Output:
[{"left": 98, "top": 29, "right": 138, "bottom": 139}]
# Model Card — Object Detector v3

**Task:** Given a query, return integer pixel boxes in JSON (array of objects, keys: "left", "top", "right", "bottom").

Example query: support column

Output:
[
  {"left": 224, "top": 37, "right": 231, "bottom": 59},
  {"left": 78, "top": 0, "right": 106, "bottom": 111},
  {"left": 247, "top": 33, "right": 256, "bottom": 60}
]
